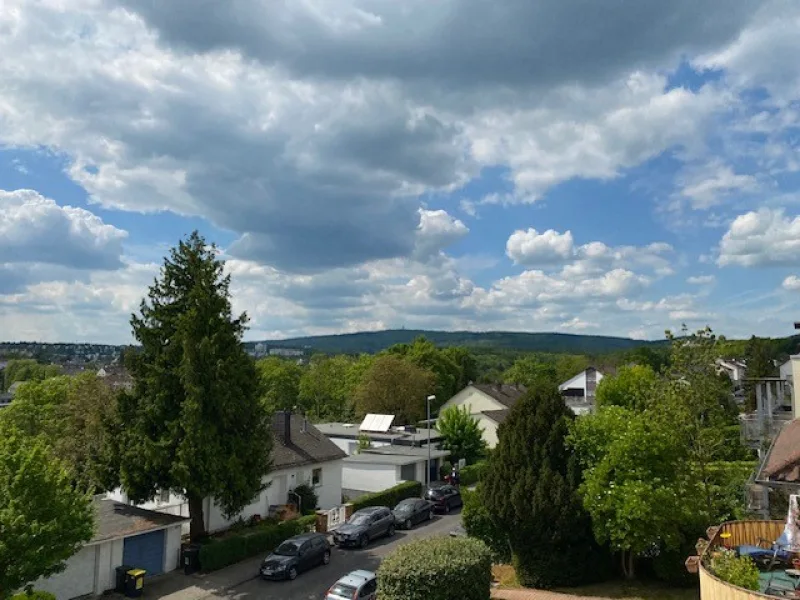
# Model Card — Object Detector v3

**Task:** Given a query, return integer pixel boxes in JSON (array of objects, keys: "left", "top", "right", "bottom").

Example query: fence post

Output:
[
  {"left": 315, "top": 510, "right": 328, "bottom": 533},
  {"left": 344, "top": 503, "right": 355, "bottom": 520}
]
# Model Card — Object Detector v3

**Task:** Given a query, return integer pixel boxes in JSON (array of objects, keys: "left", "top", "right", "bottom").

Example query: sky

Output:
[{"left": 2, "top": 1, "right": 800, "bottom": 344}]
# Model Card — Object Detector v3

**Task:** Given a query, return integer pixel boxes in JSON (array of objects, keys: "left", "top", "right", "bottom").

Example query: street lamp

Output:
[{"left": 426, "top": 394, "right": 436, "bottom": 488}]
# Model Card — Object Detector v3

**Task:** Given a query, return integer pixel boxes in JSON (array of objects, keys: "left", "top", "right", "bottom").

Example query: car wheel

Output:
[
  {"left": 288, "top": 567, "right": 298, "bottom": 581},
  {"left": 322, "top": 551, "right": 331, "bottom": 565},
  {"left": 428, "top": 510, "right": 434, "bottom": 521},
  {"left": 387, "top": 524, "right": 396, "bottom": 537},
  {"left": 444, "top": 501, "right": 451, "bottom": 514},
  {"left": 359, "top": 535, "right": 369, "bottom": 549},
  {"left": 404, "top": 519, "right": 412, "bottom": 530}
]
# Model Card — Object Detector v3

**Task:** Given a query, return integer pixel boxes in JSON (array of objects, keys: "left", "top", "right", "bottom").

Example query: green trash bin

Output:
[{"left": 124, "top": 568, "right": 146, "bottom": 598}]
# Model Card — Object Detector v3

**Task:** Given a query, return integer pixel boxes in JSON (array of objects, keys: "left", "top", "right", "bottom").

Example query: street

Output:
[{"left": 145, "top": 510, "right": 462, "bottom": 600}]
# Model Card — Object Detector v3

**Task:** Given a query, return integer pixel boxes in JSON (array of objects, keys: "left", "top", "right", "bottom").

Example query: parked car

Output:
[
  {"left": 259, "top": 532, "right": 330, "bottom": 581},
  {"left": 392, "top": 497, "right": 434, "bottom": 529},
  {"left": 425, "top": 484, "right": 462, "bottom": 513},
  {"left": 333, "top": 506, "right": 395, "bottom": 548},
  {"left": 325, "top": 569, "right": 378, "bottom": 600}
]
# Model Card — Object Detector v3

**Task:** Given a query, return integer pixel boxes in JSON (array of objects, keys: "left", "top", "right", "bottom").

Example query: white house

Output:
[
  {"left": 316, "top": 421, "right": 444, "bottom": 456},
  {"left": 341, "top": 446, "right": 451, "bottom": 494},
  {"left": 558, "top": 367, "right": 604, "bottom": 415},
  {"left": 716, "top": 359, "right": 747, "bottom": 385},
  {"left": 438, "top": 384, "right": 525, "bottom": 448},
  {"left": 34, "top": 497, "right": 187, "bottom": 600},
  {"left": 109, "top": 412, "right": 346, "bottom": 535}
]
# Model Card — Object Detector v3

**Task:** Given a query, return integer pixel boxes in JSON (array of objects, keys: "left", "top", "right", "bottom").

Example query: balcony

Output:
[
  {"left": 690, "top": 520, "right": 792, "bottom": 599},
  {"left": 740, "top": 413, "right": 793, "bottom": 447}
]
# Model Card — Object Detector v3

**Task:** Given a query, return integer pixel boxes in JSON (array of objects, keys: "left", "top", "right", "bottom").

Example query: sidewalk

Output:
[{"left": 492, "top": 589, "right": 598, "bottom": 600}]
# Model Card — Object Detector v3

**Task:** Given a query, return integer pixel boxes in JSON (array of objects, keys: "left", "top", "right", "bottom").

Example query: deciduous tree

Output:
[
  {"left": 256, "top": 356, "right": 303, "bottom": 414},
  {"left": 436, "top": 405, "right": 486, "bottom": 465},
  {"left": 353, "top": 355, "right": 435, "bottom": 424},
  {"left": 114, "top": 231, "right": 272, "bottom": 541},
  {"left": 387, "top": 337, "right": 462, "bottom": 405},
  {"left": 298, "top": 355, "right": 356, "bottom": 421},
  {"left": 595, "top": 364, "right": 657, "bottom": 411},
  {"left": 3, "top": 359, "right": 62, "bottom": 391}
]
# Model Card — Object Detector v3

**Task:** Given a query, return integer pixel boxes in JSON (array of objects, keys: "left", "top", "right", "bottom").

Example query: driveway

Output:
[{"left": 142, "top": 509, "right": 462, "bottom": 600}]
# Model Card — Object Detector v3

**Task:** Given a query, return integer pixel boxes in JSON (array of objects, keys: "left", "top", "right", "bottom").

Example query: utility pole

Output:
[{"left": 426, "top": 394, "right": 436, "bottom": 488}]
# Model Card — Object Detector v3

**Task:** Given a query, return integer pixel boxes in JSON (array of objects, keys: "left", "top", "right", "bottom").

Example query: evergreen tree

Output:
[
  {"left": 114, "top": 232, "right": 272, "bottom": 541},
  {"left": 481, "top": 385, "right": 607, "bottom": 588}
]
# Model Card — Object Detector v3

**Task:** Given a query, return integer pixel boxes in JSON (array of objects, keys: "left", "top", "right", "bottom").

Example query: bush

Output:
[
  {"left": 461, "top": 487, "right": 510, "bottom": 562},
  {"left": 11, "top": 592, "right": 56, "bottom": 600},
  {"left": 351, "top": 481, "right": 422, "bottom": 511},
  {"left": 292, "top": 483, "right": 319, "bottom": 514},
  {"left": 710, "top": 549, "right": 760, "bottom": 591},
  {"left": 199, "top": 515, "right": 317, "bottom": 571},
  {"left": 459, "top": 461, "right": 488, "bottom": 486},
  {"left": 378, "top": 536, "right": 492, "bottom": 600}
]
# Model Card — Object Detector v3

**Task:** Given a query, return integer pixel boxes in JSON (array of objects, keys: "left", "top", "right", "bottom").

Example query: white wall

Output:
[
  {"left": 440, "top": 387, "right": 506, "bottom": 414},
  {"left": 473, "top": 414, "right": 500, "bottom": 448},
  {"left": 165, "top": 525, "right": 182, "bottom": 572},
  {"left": 34, "top": 545, "right": 97, "bottom": 600},
  {"left": 342, "top": 462, "right": 400, "bottom": 493},
  {"left": 791, "top": 356, "right": 800, "bottom": 418}
]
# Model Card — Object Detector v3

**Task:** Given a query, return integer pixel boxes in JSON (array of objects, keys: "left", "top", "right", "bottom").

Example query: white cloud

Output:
[
  {"left": 687, "top": 275, "right": 716, "bottom": 285},
  {"left": 675, "top": 160, "right": 759, "bottom": 209},
  {"left": 783, "top": 276, "right": 800, "bottom": 291},
  {"left": 414, "top": 209, "right": 469, "bottom": 258},
  {"left": 718, "top": 208, "right": 800, "bottom": 267},
  {"left": 506, "top": 228, "right": 574, "bottom": 265}
]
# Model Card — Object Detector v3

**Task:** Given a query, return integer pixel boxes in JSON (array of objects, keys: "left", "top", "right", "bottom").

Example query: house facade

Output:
[
  {"left": 316, "top": 422, "right": 444, "bottom": 455},
  {"left": 341, "top": 446, "right": 451, "bottom": 494},
  {"left": 438, "top": 384, "right": 525, "bottom": 448},
  {"left": 109, "top": 412, "right": 346, "bottom": 535},
  {"left": 34, "top": 498, "right": 187, "bottom": 600},
  {"left": 558, "top": 367, "right": 604, "bottom": 415}
]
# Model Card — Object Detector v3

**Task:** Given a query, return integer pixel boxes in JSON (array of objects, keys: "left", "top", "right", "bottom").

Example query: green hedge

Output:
[
  {"left": 378, "top": 536, "right": 492, "bottom": 600},
  {"left": 199, "top": 514, "right": 317, "bottom": 571},
  {"left": 351, "top": 481, "right": 422, "bottom": 511},
  {"left": 459, "top": 461, "right": 488, "bottom": 486},
  {"left": 461, "top": 487, "right": 510, "bottom": 562},
  {"left": 11, "top": 592, "right": 56, "bottom": 600}
]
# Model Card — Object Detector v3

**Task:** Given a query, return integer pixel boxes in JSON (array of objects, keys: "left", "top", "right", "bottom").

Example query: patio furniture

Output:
[
  {"left": 739, "top": 531, "right": 795, "bottom": 571},
  {"left": 764, "top": 569, "right": 800, "bottom": 597}
]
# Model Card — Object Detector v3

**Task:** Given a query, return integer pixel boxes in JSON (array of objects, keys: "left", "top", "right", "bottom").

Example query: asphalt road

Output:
[{"left": 208, "top": 509, "right": 462, "bottom": 599}]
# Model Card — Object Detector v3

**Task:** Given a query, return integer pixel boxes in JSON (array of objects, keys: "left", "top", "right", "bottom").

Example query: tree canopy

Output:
[
  {"left": 436, "top": 405, "right": 486, "bottom": 465},
  {"left": 3, "top": 359, "right": 62, "bottom": 392},
  {"left": 256, "top": 356, "right": 303, "bottom": 414},
  {"left": 113, "top": 231, "right": 273, "bottom": 541},
  {"left": 354, "top": 354, "right": 435, "bottom": 424},
  {"left": 595, "top": 364, "right": 657, "bottom": 411}
]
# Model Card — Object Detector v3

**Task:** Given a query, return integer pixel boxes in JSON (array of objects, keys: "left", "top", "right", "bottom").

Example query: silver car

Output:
[{"left": 325, "top": 570, "right": 377, "bottom": 600}]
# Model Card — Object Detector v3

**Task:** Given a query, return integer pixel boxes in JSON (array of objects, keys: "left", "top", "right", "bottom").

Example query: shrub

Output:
[
  {"left": 352, "top": 481, "right": 422, "bottom": 511},
  {"left": 378, "top": 536, "right": 492, "bottom": 600},
  {"left": 710, "top": 549, "right": 760, "bottom": 591},
  {"left": 292, "top": 483, "right": 319, "bottom": 514},
  {"left": 11, "top": 592, "right": 56, "bottom": 600},
  {"left": 198, "top": 515, "right": 317, "bottom": 571},
  {"left": 461, "top": 487, "right": 510, "bottom": 562},
  {"left": 459, "top": 461, "right": 487, "bottom": 486}
]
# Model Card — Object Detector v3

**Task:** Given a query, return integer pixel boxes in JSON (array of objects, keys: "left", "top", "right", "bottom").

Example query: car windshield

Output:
[
  {"left": 330, "top": 582, "right": 358, "bottom": 596},
  {"left": 273, "top": 541, "right": 301, "bottom": 556},
  {"left": 394, "top": 502, "right": 414, "bottom": 512},
  {"left": 427, "top": 489, "right": 444, "bottom": 498},
  {"left": 348, "top": 514, "right": 371, "bottom": 526}
]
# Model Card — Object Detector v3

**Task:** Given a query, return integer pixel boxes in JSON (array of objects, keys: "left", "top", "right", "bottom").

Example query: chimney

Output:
[
  {"left": 301, "top": 416, "right": 308, "bottom": 434},
  {"left": 283, "top": 410, "right": 291, "bottom": 445}
]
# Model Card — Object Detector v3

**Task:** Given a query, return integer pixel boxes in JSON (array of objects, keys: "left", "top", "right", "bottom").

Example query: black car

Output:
[
  {"left": 425, "top": 484, "right": 462, "bottom": 513},
  {"left": 392, "top": 498, "right": 434, "bottom": 530},
  {"left": 260, "top": 532, "right": 331, "bottom": 581},
  {"left": 333, "top": 506, "right": 395, "bottom": 548}
]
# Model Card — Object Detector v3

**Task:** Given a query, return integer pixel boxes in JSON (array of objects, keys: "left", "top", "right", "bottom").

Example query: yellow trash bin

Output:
[{"left": 125, "top": 568, "right": 146, "bottom": 598}]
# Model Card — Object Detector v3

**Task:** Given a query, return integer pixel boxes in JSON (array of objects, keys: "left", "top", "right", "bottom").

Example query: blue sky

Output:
[{"left": 2, "top": 0, "right": 800, "bottom": 344}]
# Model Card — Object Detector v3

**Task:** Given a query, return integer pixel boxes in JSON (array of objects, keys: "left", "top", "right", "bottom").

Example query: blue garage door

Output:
[{"left": 123, "top": 530, "right": 165, "bottom": 577}]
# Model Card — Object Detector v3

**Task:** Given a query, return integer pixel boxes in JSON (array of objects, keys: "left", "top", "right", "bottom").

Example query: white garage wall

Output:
[
  {"left": 34, "top": 544, "right": 97, "bottom": 600},
  {"left": 165, "top": 526, "right": 182, "bottom": 572},
  {"left": 342, "top": 462, "right": 399, "bottom": 493}
]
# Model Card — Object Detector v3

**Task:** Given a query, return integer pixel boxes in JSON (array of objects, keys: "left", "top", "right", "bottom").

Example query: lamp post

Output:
[{"left": 426, "top": 394, "right": 436, "bottom": 487}]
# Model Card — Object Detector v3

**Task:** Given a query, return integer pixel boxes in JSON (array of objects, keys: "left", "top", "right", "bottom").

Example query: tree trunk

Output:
[
  {"left": 627, "top": 551, "right": 636, "bottom": 579},
  {"left": 621, "top": 550, "right": 636, "bottom": 579},
  {"left": 187, "top": 492, "right": 207, "bottom": 542}
]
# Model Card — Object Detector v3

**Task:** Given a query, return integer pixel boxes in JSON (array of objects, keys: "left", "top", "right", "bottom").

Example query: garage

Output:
[
  {"left": 123, "top": 529, "right": 165, "bottom": 576},
  {"left": 34, "top": 545, "right": 96, "bottom": 600}
]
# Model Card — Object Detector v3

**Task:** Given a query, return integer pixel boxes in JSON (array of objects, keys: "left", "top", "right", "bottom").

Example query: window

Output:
[
  {"left": 158, "top": 489, "right": 170, "bottom": 504},
  {"left": 312, "top": 467, "right": 322, "bottom": 486},
  {"left": 360, "top": 579, "right": 377, "bottom": 597}
]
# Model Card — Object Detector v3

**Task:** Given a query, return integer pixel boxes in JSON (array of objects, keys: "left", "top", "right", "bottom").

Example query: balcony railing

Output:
[{"left": 740, "top": 413, "right": 793, "bottom": 446}]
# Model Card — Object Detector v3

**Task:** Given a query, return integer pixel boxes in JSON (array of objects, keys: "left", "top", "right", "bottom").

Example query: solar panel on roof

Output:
[{"left": 359, "top": 413, "right": 395, "bottom": 432}]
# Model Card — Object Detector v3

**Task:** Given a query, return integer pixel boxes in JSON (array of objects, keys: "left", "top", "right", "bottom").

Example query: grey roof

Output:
[
  {"left": 272, "top": 412, "right": 347, "bottom": 470},
  {"left": 472, "top": 383, "right": 526, "bottom": 408},
  {"left": 315, "top": 422, "right": 443, "bottom": 443},
  {"left": 93, "top": 498, "right": 187, "bottom": 543},
  {"left": 481, "top": 409, "right": 510, "bottom": 424},
  {"left": 361, "top": 445, "right": 450, "bottom": 458},
  {"left": 344, "top": 449, "right": 450, "bottom": 466}
]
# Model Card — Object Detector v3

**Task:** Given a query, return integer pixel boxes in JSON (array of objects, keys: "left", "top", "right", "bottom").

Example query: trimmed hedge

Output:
[
  {"left": 459, "top": 461, "right": 488, "bottom": 486},
  {"left": 461, "top": 487, "right": 510, "bottom": 562},
  {"left": 198, "top": 514, "right": 317, "bottom": 571},
  {"left": 11, "top": 593, "right": 56, "bottom": 600},
  {"left": 378, "top": 535, "right": 492, "bottom": 600},
  {"left": 351, "top": 480, "right": 422, "bottom": 511}
]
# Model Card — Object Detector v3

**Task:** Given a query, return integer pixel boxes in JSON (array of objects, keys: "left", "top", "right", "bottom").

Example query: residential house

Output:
[
  {"left": 109, "top": 412, "right": 346, "bottom": 535},
  {"left": 716, "top": 358, "right": 748, "bottom": 385},
  {"left": 342, "top": 446, "right": 451, "bottom": 496},
  {"left": 438, "top": 383, "right": 526, "bottom": 448},
  {"left": 316, "top": 421, "right": 445, "bottom": 455},
  {"left": 34, "top": 497, "right": 187, "bottom": 600},
  {"left": 96, "top": 366, "right": 134, "bottom": 391},
  {"left": 558, "top": 367, "right": 604, "bottom": 415}
]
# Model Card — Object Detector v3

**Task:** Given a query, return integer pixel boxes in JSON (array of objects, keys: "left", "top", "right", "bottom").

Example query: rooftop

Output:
[
  {"left": 316, "top": 422, "right": 443, "bottom": 443},
  {"left": 758, "top": 418, "right": 800, "bottom": 483},
  {"left": 93, "top": 497, "right": 187, "bottom": 544},
  {"left": 472, "top": 383, "right": 526, "bottom": 408},
  {"left": 481, "top": 409, "right": 509, "bottom": 424},
  {"left": 343, "top": 449, "right": 450, "bottom": 466},
  {"left": 361, "top": 445, "right": 450, "bottom": 458},
  {"left": 272, "top": 413, "right": 347, "bottom": 470}
]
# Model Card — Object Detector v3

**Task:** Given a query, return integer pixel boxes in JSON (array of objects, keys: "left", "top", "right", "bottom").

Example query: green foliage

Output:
[
  {"left": 743, "top": 336, "right": 777, "bottom": 412},
  {"left": 10, "top": 592, "right": 56, "bottom": 600},
  {"left": 298, "top": 355, "right": 358, "bottom": 421},
  {"left": 459, "top": 461, "right": 488, "bottom": 486},
  {"left": 377, "top": 536, "right": 492, "bottom": 600},
  {"left": 710, "top": 549, "right": 760, "bottom": 591},
  {"left": 436, "top": 405, "right": 487, "bottom": 464},
  {"left": 442, "top": 346, "right": 478, "bottom": 389},
  {"left": 461, "top": 486, "right": 510, "bottom": 562},
  {"left": 353, "top": 354, "right": 435, "bottom": 424},
  {"left": 356, "top": 433, "right": 371, "bottom": 453},
  {"left": 595, "top": 364, "right": 657, "bottom": 411},
  {"left": 197, "top": 515, "right": 316, "bottom": 571},
  {"left": 114, "top": 231, "right": 273, "bottom": 541},
  {"left": 256, "top": 356, "right": 303, "bottom": 413},
  {"left": 482, "top": 385, "right": 607, "bottom": 588},
  {"left": 351, "top": 481, "right": 422, "bottom": 511},
  {"left": 3, "top": 359, "right": 62, "bottom": 391},
  {"left": 1, "top": 373, "right": 119, "bottom": 492},
  {"left": 292, "top": 483, "right": 319, "bottom": 513},
  {"left": 387, "top": 337, "right": 463, "bottom": 404},
  {"left": 0, "top": 422, "right": 94, "bottom": 598},
  {"left": 502, "top": 353, "right": 590, "bottom": 388}
]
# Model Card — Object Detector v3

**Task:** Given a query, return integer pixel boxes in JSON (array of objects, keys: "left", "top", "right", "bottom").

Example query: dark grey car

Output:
[
  {"left": 333, "top": 506, "right": 395, "bottom": 548},
  {"left": 392, "top": 498, "right": 434, "bottom": 530},
  {"left": 260, "top": 532, "right": 331, "bottom": 581}
]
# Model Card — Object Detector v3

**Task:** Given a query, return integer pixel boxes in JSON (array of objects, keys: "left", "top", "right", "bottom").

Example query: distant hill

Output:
[{"left": 254, "top": 329, "right": 664, "bottom": 355}]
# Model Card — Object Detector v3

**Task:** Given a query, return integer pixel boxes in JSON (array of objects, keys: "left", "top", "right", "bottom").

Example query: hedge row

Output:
[
  {"left": 199, "top": 514, "right": 317, "bottom": 571},
  {"left": 459, "top": 461, "right": 488, "bottom": 486},
  {"left": 378, "top": 535, "right": 492, "bottom": 600},
  {"left": 11, "top": 592, "right": 56, "bottom": 600},
  {"left": 351, "top": 480, "right": 422, "bottom": 511}
]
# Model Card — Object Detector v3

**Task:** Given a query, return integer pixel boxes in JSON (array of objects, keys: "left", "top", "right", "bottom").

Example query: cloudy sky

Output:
[{"left": 2, "top": 0, "right": 800, "bottom": 344}]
